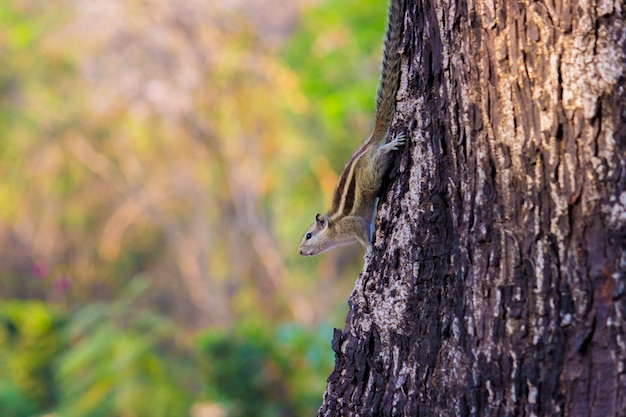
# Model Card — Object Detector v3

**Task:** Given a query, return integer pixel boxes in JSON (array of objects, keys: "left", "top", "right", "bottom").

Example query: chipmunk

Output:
[{"left": 298, "top": 0, "right": 406, "bottom": 256}]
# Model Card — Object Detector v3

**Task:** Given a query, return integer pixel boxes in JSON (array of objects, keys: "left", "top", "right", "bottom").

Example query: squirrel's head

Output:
[{"left": 298, "top": 213, "right": 331, "bottom": 256}]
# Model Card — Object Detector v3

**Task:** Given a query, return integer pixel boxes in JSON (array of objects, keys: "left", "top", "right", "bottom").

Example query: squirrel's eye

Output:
[{"left": 305, "top": 233, "right": 312, "bottom": 240}]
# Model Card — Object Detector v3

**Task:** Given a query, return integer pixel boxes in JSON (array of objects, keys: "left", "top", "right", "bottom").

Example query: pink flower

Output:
[
  {"left": 31, "top": 262, "right": 49, "bottom": 279},
  {"left": 53, "top": 276, "right": 71, "bottom": 293}
]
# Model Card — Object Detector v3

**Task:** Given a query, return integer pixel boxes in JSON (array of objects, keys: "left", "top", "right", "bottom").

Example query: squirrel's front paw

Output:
[{"left": 387, "top": 132, "right": 406, "bottom": 150}]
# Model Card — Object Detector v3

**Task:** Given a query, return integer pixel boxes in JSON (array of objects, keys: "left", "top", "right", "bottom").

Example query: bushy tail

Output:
[{"left": 371, "top": 0, "right": 405, "bottom": 142}]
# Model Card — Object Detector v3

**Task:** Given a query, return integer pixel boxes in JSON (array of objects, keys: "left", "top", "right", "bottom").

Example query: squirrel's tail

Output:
[{"left": 371, "top": 0, "right": 405, "bottom": 143}]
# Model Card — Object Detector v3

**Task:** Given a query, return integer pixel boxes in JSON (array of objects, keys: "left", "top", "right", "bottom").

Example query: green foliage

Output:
[
  {"left": 0, "top": 294, "right": 335, "bottom": 416},
  {"left": 282, "top": 0, "right": 388, "bottom": 164},
  {"left": 55, "top": 279, "right": 195, "bottom": 417},
  {"left": 196, "top": 320, "right": 334, "bottom": 417},
  {"left": 0, "top": 380, "right": 37, "bottom": 417},
  {"left": 0, "top": 301, "right": 65, "bottom": 411},
  {"left": 274, "top": 322, "right": 336, "bottom": 411}
]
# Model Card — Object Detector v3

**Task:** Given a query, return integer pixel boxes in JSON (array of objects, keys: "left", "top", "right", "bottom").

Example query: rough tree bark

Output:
[{"left": 318, "top": 0, "right": 625, "bottom": 416}]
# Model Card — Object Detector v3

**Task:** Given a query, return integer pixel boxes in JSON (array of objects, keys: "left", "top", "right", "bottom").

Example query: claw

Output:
[{"left": 386, "top": 131, "right": 406, "bottom": 151}]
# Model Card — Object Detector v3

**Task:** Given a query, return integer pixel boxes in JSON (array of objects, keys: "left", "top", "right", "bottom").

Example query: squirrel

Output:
[{"left": 298, "top": 0, "right": 406, "bottom": 256}]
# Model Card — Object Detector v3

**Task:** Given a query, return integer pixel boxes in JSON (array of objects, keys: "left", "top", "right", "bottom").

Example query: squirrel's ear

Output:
[{"left": 315, "top": 213, "right": 327, "bottom": 228}]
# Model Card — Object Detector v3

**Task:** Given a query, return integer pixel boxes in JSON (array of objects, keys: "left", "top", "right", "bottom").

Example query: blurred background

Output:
[{"left": 0, "top": 0, "right": 387, "bottom": 415}]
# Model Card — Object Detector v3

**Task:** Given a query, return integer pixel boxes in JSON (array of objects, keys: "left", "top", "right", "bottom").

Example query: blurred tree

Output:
[
  {"left": 0, "top": 0, "right": 392, "bottom": 329},
  {"left": 0, "top": 0, "right": 315, "bottom": 326}
]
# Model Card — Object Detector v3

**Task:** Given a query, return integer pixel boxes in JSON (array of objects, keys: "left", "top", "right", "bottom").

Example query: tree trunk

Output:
[{"left": 318, "top": 0, "right": 626, "bottom": 416}]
